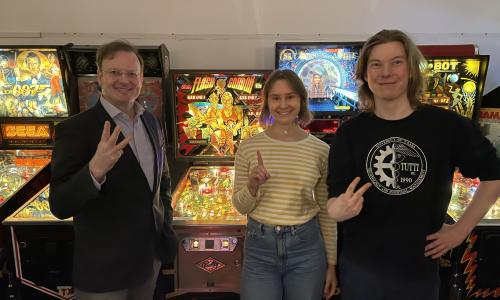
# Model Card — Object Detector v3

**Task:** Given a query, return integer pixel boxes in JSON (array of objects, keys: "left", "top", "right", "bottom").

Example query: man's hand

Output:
[
  {"left": 425, "top": 180, "right": 500, "bottom": 259},
  {"left": 425, "top": 223, "right": 469, "bottom": 259},
  {"left": 247, "top": 150, "right": 270, "bottom": 196},
  {"left": 89, "top": 121, "right": 132, "bottom": 182},
  {"left": 327, "top": 177, "right": 371, "bottom": 221}
]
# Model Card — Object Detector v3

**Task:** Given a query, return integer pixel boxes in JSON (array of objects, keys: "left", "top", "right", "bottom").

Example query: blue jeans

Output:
[{"left": 241, "top": 217, "right": 327, "bottom": 300}]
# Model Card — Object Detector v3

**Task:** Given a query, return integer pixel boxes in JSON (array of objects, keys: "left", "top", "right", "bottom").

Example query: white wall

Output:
[{"left": 2, "top": 0, "right": 500, "bottom": 93}]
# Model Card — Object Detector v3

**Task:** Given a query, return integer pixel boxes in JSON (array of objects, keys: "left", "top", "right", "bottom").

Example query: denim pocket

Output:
[
  {"left": 246, "top": 227, "right": 259, "bottom": 239},
  {"left": 245, "top": 220, "right": 262, "bottom": 240}
]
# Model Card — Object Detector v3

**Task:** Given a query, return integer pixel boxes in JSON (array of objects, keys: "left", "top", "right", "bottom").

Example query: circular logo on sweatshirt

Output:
[{"left": 366, "top": 137, "right": 427, "bottom": 195}]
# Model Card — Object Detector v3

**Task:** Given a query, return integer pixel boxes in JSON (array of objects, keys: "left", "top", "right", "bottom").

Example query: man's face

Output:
[
  {"left": 97, "top": 51, "right": 143, "bottom": 107},
  {"left": 365, "top": 41, "right": 409, "bottom": 105},
  {"left": 208, "top": 93, "right": 219, "bottom": 106},
  {"left": 313, "top": 74, "right": 321, "bottom": 84},
  {"left": 27, "top": 57, "right": 40, "bottom": 73},
  {"left": 221, "top": 92, "right": 233, "bottom": 108}
]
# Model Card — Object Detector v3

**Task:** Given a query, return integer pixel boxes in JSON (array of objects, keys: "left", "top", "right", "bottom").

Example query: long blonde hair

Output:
[{"left": 356, "top": 29, "right": 425, "bottom": 112}]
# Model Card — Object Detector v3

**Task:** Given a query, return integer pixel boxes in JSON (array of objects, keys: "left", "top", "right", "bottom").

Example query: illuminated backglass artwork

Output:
[
  {"left": 0, "top": 48, "right": 68, "bottom": 117},
  {"left": 421, "top": 56, "right": 489, "bottom": 120},
  {"left": 174, "top": 72, "right": 268, "bottom": 157}
]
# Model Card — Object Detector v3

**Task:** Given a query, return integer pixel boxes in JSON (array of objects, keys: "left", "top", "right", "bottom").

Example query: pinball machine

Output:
[
  {"left": 167, "top": 70, "right": 270, "bottom": 298},
  {"left": 0, "top": 46, "right": 74, "bottom": 222},
  {"left": 1, "top": 44, "right": 172, "bottom": 300},
  {"left": 419, "top": 54, "right": 500, "bottom": 299},
  {"left": 0, "top": 46, "right": 75, "bottom": 299}
]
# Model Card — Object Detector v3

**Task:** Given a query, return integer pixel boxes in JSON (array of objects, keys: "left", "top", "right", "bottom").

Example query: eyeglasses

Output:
[{"left": 102, "top": 69, "right": 141, "bottom": 80}]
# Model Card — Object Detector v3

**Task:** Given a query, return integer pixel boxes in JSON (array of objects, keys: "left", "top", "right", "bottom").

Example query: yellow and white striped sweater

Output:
[{"left": 232, "top": 131, "right": 337, "bottom": 264}]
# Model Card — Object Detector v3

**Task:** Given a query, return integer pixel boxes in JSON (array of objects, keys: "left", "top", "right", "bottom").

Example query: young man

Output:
[
  {"left": 327, "top": 29, "right": 500, "bottom": 300},
  {"left": 49, "top": 40, "right": 177, "bottom": 300}
]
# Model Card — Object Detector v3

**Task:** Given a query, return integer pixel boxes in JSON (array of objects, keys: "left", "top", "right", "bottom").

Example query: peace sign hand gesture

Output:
[
  {"left": 89, "top": 121, "right": 132, "bottom": 183},
  {"left": 247, "top": 150, "right": 270, "bottom": 197},
  {"left": 327, "top": 177, "right": 372, "bottom": 221}
]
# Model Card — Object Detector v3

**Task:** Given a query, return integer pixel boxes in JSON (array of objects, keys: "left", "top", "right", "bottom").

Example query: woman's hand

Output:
[
  {"left": 247, "top": 150, "right": 270, "bottom": 196},
  {"left": 324, "top": 264, "right": 337, "bottom": 299}
]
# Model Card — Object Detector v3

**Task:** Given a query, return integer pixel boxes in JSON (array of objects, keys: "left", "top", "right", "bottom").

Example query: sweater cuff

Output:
[{"left": 241, "top": 184, "right": 258, "bottom": 202}]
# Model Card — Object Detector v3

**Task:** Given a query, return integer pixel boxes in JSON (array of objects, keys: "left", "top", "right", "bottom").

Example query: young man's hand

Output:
[{"left": 327, "top": 177, "right": 371, "bottom": 221}]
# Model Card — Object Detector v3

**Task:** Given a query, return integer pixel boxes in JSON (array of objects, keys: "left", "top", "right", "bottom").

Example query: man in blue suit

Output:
[{"left": 49, "top": 40, "right": 177, "bottom": 300}]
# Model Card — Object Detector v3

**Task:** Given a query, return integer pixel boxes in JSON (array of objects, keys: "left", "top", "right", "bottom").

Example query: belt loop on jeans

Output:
[{"left": 259, "top": 223, "right": 264, "bottom": 234}]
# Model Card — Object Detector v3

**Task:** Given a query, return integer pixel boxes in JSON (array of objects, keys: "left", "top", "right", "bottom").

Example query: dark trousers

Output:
[
  {"left": 75, "top": 258, "right": 161, "bottom": 300},
  {"left": 339, "top": 256, "right": 439, "bottom": 300}
]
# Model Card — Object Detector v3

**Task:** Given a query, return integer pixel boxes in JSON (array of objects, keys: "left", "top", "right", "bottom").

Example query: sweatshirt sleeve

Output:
[
  {"left": 316, "top": 150, "right": 338, "bottom": 264},
  {"left": 232, "top": 142, "right": 258, "bottom": 214}
]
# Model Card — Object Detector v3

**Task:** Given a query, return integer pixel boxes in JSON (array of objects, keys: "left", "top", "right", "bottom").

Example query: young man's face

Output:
[
  {"left": 97, "top": 51, "right": 143, "bottom": 108},
  {"left": 365, "top": 41, "right": 409, "bottom": 105}
]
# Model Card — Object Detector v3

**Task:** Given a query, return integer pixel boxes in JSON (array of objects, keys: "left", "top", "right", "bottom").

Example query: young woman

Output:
[{"left": 232, "top": 69, "right": 337, "bottom": 300}]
